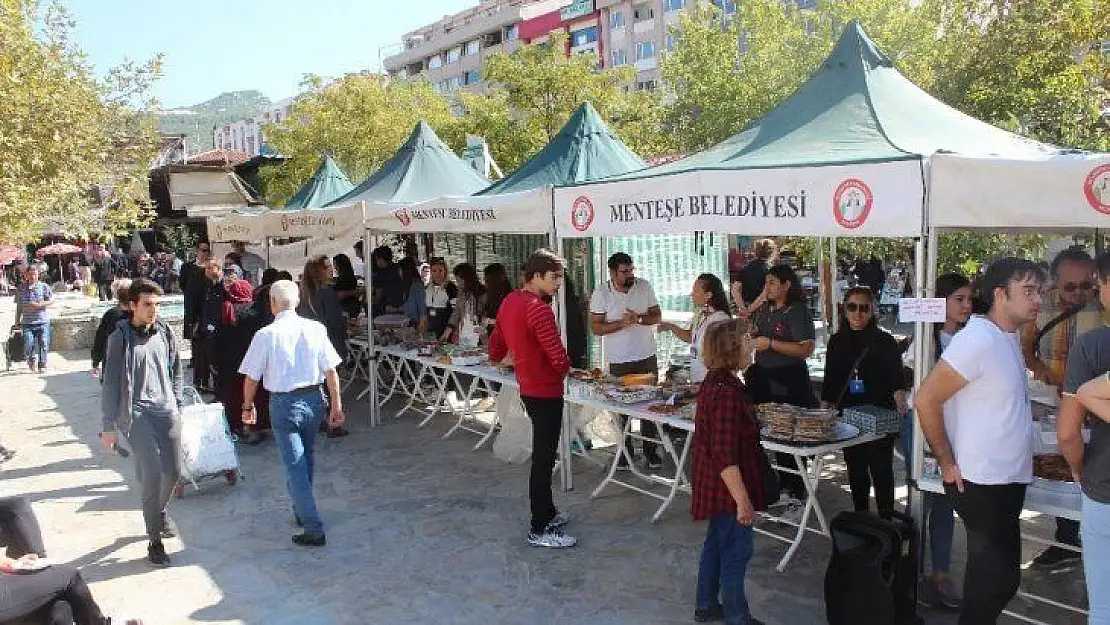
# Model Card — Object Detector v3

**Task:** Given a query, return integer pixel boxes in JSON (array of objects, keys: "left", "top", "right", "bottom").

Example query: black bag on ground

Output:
[
  {"left": 824, "top": 510, "right": 920, "bottom": 625},
  {"left": 6, "top": 328, "right": 25, "bottom": 364}
]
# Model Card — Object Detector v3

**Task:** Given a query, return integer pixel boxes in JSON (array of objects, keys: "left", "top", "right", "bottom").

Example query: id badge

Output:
[
  {"left": 848, "top": 377, "right": 866, "bottom": 394},
  {"left": 429, "top": 309, "right": 437, "bottom": 317}
]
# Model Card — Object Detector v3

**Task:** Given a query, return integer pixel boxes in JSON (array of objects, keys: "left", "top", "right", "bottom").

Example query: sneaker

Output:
[
  {"left": 693, "top": 604, "right": 724, "bottom": 622},
  {"left": 292, "top": 532, "right": 327, "bottom": 547},
  {"left": 27, "top": 361, "right": 36, "bottom": 373},
  {"left": 147, "top": 541, "right": 170, "bottom": 567},
  {"left": 526, "top": 528, "right": 577, "bottom": 549},
  {"left": 932, "top": 577, "right": 963, "bottom": 609},
  {"left": 1030, "top": 546, "right": 1081, "bottom": 569},
  {"left": 547, "top": 510, "right": 571, "bottom": 530},
  {"left": 159, "top": 513, "right": 177, "bottom": 539}
]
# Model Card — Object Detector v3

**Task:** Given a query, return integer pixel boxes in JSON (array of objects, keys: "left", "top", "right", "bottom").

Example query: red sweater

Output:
[{"left": 489, "top": 289, "right": 570, "bottom": 398}]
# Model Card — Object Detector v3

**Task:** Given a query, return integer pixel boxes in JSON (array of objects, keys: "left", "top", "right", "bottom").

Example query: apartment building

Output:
[
  {"left": 212, "top": 97, "right": 295, "bottom": 156},
  {"left": 381, "top": 0, "right": 572, "bottom": 94}
]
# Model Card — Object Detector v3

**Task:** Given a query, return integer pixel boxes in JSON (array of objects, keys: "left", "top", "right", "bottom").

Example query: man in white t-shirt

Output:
[
  {"left": 915, "top": 257, "right": 1044, "bottom": 625},
  {"left": 590, "top": 252, "right": 663, "bottom": 468}
]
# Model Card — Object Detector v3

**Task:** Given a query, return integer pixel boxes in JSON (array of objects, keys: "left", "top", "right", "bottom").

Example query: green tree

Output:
[
  {"left": 157, "top": 223, "right": 199, "bottom": 259},
  {"left": 0, "top": 0, "right": 162, "bottom": 244},
  {"left": 260, "top": 74, "right": 461, "bottom": 206}
]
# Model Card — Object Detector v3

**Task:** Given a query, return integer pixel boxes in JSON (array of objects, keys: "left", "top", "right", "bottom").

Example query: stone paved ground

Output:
[{"left": 0, "top": 301, "right": 1087, "bottom": 624}]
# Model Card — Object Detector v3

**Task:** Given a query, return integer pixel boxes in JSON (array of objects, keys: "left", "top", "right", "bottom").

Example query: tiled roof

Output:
[{"left": 187, "top": 148, "right": 252, "bottom": 167}]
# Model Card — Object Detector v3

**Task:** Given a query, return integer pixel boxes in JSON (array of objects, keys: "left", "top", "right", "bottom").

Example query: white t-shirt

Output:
[
  {"left": 940, "top": 315, "right": 1034, "bottom": 485},
  {"left": 691, "top": 310, "right": 731, "bottom": 383},
  {"left": 590, "top": 278, "right": 660, "bottom": 366}
]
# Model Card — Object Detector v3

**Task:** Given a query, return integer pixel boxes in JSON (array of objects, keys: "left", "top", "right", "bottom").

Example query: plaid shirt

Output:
[
  {"left": 691, "top": 369, "right": 767, "bottom": 521},
  {"left": 1025, "top": 291, "right": 1110, "bottom": 383}
]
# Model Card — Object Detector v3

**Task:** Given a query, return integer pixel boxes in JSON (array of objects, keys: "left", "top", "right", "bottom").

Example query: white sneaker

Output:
[
  {"left": 547, "top": 510, "right": 570, "bottom": 530},
  {"left": 526, "top": 528, "right": 577, "bottom": 548}
]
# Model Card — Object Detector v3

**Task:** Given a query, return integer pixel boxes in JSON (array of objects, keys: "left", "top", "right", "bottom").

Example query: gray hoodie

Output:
[{"left": 101, "top": 319, "right": 183, "bottom": 435}]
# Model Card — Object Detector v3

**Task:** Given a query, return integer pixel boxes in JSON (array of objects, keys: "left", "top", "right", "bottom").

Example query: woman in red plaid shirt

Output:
[{"left": 692, "top": 318, "right": 767, "bottom": 625}]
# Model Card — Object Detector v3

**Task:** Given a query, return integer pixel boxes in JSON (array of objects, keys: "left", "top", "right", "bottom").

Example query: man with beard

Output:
[
  {"left": 915, "top": 258, "right": 1044, "bottom": 625},
  {"left": 193, "top": 258, "right": 224, "bottom": 392},
  {"left": 590, "top": 252, "right": 663, "bottom": 468}
]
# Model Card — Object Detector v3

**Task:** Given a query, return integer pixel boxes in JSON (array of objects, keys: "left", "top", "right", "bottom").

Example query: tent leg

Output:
[{"left": 553, "top": 231, "right": 573, "bottom": 492}]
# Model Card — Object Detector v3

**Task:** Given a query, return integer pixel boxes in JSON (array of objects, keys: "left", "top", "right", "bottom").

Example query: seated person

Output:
[{"left": 0, "top": 496, "right": 141, "bottom": 625}]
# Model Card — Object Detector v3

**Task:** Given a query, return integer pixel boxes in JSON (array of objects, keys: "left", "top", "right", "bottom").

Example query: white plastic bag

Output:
[
  {"left": 178, "top": 388, "right": 239, "bottom": 480},
  {"left": 492, "top": 386, "right": 532, "bottom": 464}
]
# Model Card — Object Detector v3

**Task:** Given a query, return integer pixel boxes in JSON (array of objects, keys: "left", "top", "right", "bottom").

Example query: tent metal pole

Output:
[
  {"left": 360, "top": 202, "right": 379, "bottom": 427},
  {"left": 553, "top": 230, "right": 573, "bottom": 492},
  {"left": 830, "top": 237, "right": 839, "bottom": 331},
  {"left": 816, "top": 237, "right": 825, "bottom": 335},
  {"left": 910, "top": 230, "right": 937, "bottom": 537}
]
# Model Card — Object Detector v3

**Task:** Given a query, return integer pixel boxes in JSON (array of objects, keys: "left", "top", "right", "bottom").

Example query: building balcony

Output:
[
  {"left": 634, "top": 57, "right": 658, "bottom": 71},
  {"left": 609, "top": 25, "right": 628, "bottom": 41},
  {"left": 633, "top": 19, "right": 656, "bottom": 35}
]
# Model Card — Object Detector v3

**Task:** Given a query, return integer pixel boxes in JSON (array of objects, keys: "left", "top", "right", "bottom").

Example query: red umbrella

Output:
[{"left": 0, "top": 245, "right": 23, "bottom": 266}]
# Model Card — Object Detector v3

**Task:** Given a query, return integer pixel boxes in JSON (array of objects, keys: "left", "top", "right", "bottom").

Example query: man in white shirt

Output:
[
  {"left": 590, "top": 252, "right": 663, "bottom": 468},
  {"left": 915, "top": 257, "right": 1044, "bottom": 625},
  {"left": 239, "top": 280, "right": 345, "bottom": 547}
]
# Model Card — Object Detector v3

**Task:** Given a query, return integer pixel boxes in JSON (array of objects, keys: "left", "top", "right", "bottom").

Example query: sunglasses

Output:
[
  {"left": 1061, "top": 281, "right": 1093, "bottom": 293},
  {"left": 845, "top": 302, "right": 872, "bottom": 314}
]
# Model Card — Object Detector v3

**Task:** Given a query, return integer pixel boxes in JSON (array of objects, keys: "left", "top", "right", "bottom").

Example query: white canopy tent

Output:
[{"left": 363, "top": 188, "right": 554, "bottom": 235}]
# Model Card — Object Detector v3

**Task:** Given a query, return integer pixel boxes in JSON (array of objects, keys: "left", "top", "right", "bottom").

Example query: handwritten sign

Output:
[{"left": 898, "top": 298, "right": 947, "bottom": 323}]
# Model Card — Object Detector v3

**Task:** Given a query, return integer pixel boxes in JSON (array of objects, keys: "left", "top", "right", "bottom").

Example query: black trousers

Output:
[
  {"left": 610, "top": 356, "right": 660, "bottom": 460},
  {"left": 0, "top": 496, "right": 46, "bottom": 558},
  {"left": 843, "top": 434, "right": 896, "bottom": 518},
  {"left": 0, "top": 565, "right": 105, "bottom": 625},
  {"left": 95, "top": 282, "right": 112, "bottom": 302},
  {"left": 521, "top": 395, "right": 562, "bottom": 534},
  {"left": 945, "top": 481, "right": 1027, "bottom": 625},
  {"left": 1055, "top": 517, "right": 1080, "bottom": 547}
]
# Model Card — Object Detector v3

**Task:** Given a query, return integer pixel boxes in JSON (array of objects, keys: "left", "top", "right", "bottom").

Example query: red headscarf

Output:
[{"left": 221, "top": 279, "right": 255, "bottom": 326}]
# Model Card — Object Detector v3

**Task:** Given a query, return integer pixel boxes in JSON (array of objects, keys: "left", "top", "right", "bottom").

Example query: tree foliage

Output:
[
  {"left": 260, "top": 74, "right": 461, "bottom": 207},
  {"left": 0, "top": 0, "right": 162, "bottom": 244}
]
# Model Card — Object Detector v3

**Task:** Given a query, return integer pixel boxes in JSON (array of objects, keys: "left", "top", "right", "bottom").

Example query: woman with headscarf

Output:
[
  {"left": 216, "top": 278, "right": 268, "bottom": 443},
  {"left": 298, "top": 255, "right": 349, "bottom": 437}
]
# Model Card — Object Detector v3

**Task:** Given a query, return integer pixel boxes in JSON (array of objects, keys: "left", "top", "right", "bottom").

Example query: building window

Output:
[
  {"left": 636, "top": 79, "right": 657, "bottom": 91},
  {"left": 465, "top": 40, "right": 480, "bottom": 56},
  {"left": 505, "top": 24, "right": 519, "bottom": 41},
  {"left": 609, "top": 10, "right": 625, "bottom": 29},
  {"left": 464, "top": 70, "right": 481, "bottom": 85},
  {"left": 635, "top": 41, "right": 656, "bottom": 60},
  {"left": 665, "top": 33, "right": 677, "bottom": 50},
  {"left": 663, "top": 0, "right": 685, "bottom": 12},
  {"left": 712, "top": 0, "right": 736, "bottom": 14},
  {"left": 447, "top": 46, "right": 462, "bottom": 63},
  {"left": 428, "top": 54, "right": 443, "bottom": 69},
  {"left": 571, "top": 25, "right": 598, "bottom": 47},
  {"left": 633, "top": 5, "right": 655, "bottom": 21},
  {"left": 610, "top": 49, "right": 627, "bottom": 66}
]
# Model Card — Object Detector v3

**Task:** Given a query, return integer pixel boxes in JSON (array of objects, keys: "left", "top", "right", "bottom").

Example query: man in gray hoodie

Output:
[{"left": 99, "top": 278, "right": 183, "bottom": 567}]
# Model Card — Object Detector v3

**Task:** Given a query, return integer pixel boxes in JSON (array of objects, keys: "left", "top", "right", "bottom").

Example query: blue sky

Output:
[{"left": 63, "top": 0, "right": 476, "bottom": 108}]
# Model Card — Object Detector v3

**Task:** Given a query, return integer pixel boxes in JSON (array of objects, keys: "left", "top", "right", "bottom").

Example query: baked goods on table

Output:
[
  {"left": 1033, "top": 454, "right": 1075, "bottom": 482},
  {"left": 793, "top": 408, "right": 839, "bottom": 443}
]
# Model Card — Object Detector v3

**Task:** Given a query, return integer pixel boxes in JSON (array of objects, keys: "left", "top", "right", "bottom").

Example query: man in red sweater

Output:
[{"left": 489, "top": 249, "right": 575, "bottom": 548}]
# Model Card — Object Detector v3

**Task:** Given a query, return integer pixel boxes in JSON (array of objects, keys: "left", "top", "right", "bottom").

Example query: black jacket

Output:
[
  {"left": 92, "top": 306, "right": 129, "bottom": 368},
  {"left": 297, "top": 285, "right": 347, "bottom": 359},
  {"left": 821, "top": 326, "right": 905, "bottom": 410}
]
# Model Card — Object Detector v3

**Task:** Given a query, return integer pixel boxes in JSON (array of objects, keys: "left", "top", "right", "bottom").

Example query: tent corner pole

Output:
[
  {"left": 365, "top": 226, "right": 379, "bottom": 427},
  {"left": 552, "top": 230, "right": 573, "bottom": 493}
]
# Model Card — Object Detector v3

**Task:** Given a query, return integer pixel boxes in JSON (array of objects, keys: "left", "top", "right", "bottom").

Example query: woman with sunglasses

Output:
[{"left": 821, "top": 286, "right": 908, "bottom": 519}]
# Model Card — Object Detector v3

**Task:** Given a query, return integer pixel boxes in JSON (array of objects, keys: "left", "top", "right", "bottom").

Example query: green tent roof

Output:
[
  {"left": 478, "top": 102, "right": 647, "bottom": 195},
  {"left": 283, "top": 154, "right": 354, "bottom": 210},
  {"left": 328, "top": 121, "right": 488, "bottom": 206},
  {"left": 606, "top": 20, "right": 1057, "bottom": 181}
]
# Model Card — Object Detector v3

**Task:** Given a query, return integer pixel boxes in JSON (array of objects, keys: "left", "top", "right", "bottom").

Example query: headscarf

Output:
[{"left": 221, "top": 279, "right": 254, "bottom": 326}]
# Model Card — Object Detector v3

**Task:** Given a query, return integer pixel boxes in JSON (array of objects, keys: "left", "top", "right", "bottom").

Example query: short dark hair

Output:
[
  {"left": 1051, "top": 246, "right": 1092, "bottom": 278},
  {"left": 1095, "top": 251, "right": 1110, "bottom": 283},
  {"left": 523, "top": 248, "right": 566, "bottom": 282},
  {"left": 371, "top": 245, "right": 393, "bottom": 263},
  {"left": 128, "top": 278, "right": 163, "bottom": 303},
  {"left": 607, "top": 252, "right": 633, "bottom": 271},
  {"left": 981, "top": 257, "right": 1044, "bottom": 308}
]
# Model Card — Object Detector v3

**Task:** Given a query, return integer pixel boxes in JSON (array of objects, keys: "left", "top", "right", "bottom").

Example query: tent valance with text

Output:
[{"left": 207, "top": 202, "right": 365, "bottom": 242}]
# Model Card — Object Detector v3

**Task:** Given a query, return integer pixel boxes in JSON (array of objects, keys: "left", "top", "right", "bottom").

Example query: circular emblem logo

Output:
[
  {"left": 570, "top": 196, "right": 595, "bottom": 232},
  {"left": 394, "top": 207, "right": 412, "bottom": 227},
  {"left": 1084, "top": 163, "right": 1110, "bottom": 215},
  {"left": 832, "top": 179, "right": 873, "bottom": 230}
]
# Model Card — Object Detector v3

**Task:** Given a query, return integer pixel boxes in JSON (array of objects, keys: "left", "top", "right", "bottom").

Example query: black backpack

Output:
[{"left": 824, "top": 511, "right": 920, "bottom": 625}]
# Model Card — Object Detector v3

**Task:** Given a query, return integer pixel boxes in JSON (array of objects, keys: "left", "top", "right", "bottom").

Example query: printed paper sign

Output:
[{"left": 898, "top": 298, "right": 947, "bottom": 323}]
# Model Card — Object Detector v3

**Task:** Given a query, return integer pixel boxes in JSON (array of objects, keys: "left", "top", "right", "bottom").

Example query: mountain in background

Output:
[{"left": 157, "top": 90, "right": 271, "bottom": 153}]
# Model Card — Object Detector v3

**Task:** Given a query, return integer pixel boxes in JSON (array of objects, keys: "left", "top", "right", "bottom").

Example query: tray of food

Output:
[
  {"left": 756, "top": 403, "right": 798, "bottom": 440},
  {"left": 451, "top": 349, "right": 487, "bottom": 366},
  {"left": 647, "top": 401, "right": 696, "bottom": 420},
  {"left": 604, "top": 385, "right": 661, "bottom": 404},
  {"left": 569, "top": 368, "right": 605, "bottom": 381},
  {"left": 373, "top": 314, "right": 411, "bottom": 329},
  {"left": 621, "top": 373, "right": 658, "bottom": 387},
  {"left": 761, "top": 421, "right": 860, "bottom": 446}
]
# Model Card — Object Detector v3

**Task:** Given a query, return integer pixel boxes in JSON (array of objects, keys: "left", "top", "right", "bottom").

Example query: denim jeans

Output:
[
  {"left": 22, "top": 323, "right": 50, "bottom": 367},
  {"left": 696, "top": 513, "right": 755, "bottom": 625},
  {"left": 901, "top": 412, "right": 956, "bottom": 574},
  {"left": 1083, "top": 494, "right": 1110, "bottom": 624},
  {"left": 269, "top": 387, "right": 326, "bottom": 535}
]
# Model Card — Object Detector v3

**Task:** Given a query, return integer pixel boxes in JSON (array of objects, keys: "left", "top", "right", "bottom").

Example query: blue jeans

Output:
[
  {"left": 901, "top": 412, "right": 955, "bottom": 574},
  {"left": 269, "top": 387, "right": 326, "bottom": 535},
  {"left": 696, "top": 514, "right": 754, "bottom": 625},
  {"left": 21, "top": 323, "right": 49, "bottom": 367},
  {"left": 1083, "top": 494, "right": 1110, "bottom": 624}
]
